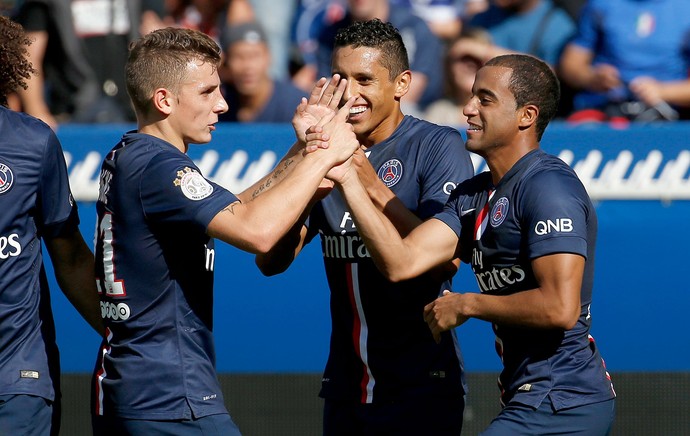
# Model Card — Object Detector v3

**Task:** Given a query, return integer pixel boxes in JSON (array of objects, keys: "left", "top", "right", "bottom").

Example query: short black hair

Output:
[
  {"left": 333, "top": 19, "right": 409, "bottom": 80},
  {"left": 485, "top": 54, "right": 560, "bottom": 140}
]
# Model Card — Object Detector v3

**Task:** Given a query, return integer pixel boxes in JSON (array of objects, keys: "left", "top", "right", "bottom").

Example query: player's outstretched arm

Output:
[
  {"left": 340, "top": 149, "right": 461, "bottom": 280},
  {"left": 252, "top": 76, "right": 349, "bottom": 274},
  {"left": 45, "top": 229, "right": 104, "bottom": 336},
  {"left": 237, "top": 74, "right": 347, "bottom": 205},
  {"left": 208, "top": 99, "right": 358, "bottom": 255},
  {"left": 334, "top": 167, "right": 459, "bottom": 282}
]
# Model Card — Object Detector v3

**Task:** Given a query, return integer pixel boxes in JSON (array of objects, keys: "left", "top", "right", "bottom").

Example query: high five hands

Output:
[{"left": 293, "top": 74, "right": 349, "bottom": 150}]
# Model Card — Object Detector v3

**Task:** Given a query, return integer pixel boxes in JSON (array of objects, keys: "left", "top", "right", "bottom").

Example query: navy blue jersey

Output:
[
  {"left": 435, "top": 149, "right": 616, "bottom": 410},
  {"left": 92, "top": 132, "right": 238, "bottom": 420},
  {"left": 0, "top": 107, "right": 79, "bottom": 402},
  {"left": 308, "top": 116, "right": 474, "bottom": 403}
]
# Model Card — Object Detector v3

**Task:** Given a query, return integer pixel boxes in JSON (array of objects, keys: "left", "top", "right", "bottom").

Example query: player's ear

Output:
[
  {"left": 518, "top": 104, "right": 538, "bottom": 130},
  {"left": 394, "top": 70, "right": 411, "bottom": 98},
  {"left": 153, "top": 88, "right": 175, "bottom": 115}
]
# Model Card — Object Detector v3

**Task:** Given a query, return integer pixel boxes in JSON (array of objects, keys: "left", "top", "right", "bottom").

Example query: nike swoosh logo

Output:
[{"left": 460, "top": 208, "right": 476, "bottom": 217}]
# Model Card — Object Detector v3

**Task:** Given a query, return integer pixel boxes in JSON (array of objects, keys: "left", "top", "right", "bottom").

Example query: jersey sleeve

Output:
[
  {"left": 417, "top": 127, "right": 474, "bottom": 218},
  {"left": 140, "top": 153, "right": 239, "bottom": 231},
  {"left": 519, "top": 169, "right": 591, "bottom": 260},
  {"left": 38, "top": 130, "right": 80, "bottom": 238},
  {"left": 432, "top": 187, "right": 463, "bottom": 237}
]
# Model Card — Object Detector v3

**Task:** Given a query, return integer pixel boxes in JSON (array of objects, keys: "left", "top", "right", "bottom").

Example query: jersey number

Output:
[{"left": 97, "top": 213, "right": 126, "bottom": 297}]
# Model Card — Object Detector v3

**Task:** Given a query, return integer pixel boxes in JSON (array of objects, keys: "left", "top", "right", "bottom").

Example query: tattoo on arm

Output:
[
  {"left": 250, "top": 157, "right": 295, "bottom": 199},
  {"left": 221, "top": 203, "right": 239, "bottom": 215}
]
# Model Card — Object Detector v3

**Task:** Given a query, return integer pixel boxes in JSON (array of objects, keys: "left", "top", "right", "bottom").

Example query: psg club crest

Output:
[
  {"left": 173, "top": 167, "right": 213, "bottom": 201},
  {"left": 0, "top": 162, "right": 14, "bottom": 195},
  {"left": 377, "top": 159, "right": 403, "bottom": 188},
  {"left": 490, "top": 197, "right": 509, "bottom": 227}
]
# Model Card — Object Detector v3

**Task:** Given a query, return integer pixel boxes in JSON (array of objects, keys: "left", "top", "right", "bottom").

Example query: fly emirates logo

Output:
[
  {"left": 0, "top": 233, "right": 22, "bottom": 259},
  {"left": 471, "top": 248, "right": 525, "bottom": 293},
  {"left": 320, "top": 212, "right": 371, "bottom": 260}
]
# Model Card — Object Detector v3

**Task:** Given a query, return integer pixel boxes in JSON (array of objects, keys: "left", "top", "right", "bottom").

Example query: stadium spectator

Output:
[
  {"left": 219, "top": 21, "right": 307, "bottom": 122},
  {"left": 257, "top": 19, "right": 473, "bottom": 436},
  {"left": 423, "top": 26, "right": 492, "bottom": 126},
  {"left": 390, "top": 0, "right": 464, "bottom": 40},
  {"left": 90, "top": 27, "right": 358, "bottom": 435},
  {"left": 456, "top": 0, "right": 577, "bottom": 115},
  {"left": 228, "top": 0, "right": 298, "bottom": 81},
  {"left": 291, "top": 0, "right": 445, "bottom": 113},
  {"left": 11, "top": 0, "right": 100, "bottom": 128},
  {"left": 461, "top": 0, "right": 488, "bottom": 19},
  {"left": 12, "top": 0, "right": 165, "bottom": 127},
  {"left": 325, "top": 53, "right": 617, "bottom": 435},
  {"left": 461, "top": 0, "right": 576, "bottom": 68},
  {"left": 290, "top": 0, "right": 345, "bottom": 82},
  {"left": 0, "top": 16, "right": 102, "bottom": 435},
  {"left": 559, "top": 0, "right": 690, "bottom": 123}
]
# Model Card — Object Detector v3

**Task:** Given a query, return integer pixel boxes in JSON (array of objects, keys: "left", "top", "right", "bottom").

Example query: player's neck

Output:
[
  {"left": 485, "top": 140, "right": 539, "bottom": 185},
  {"left": 138, "top": 122, "right": 188, "bottom": 154},
  {"left": 359, "top": 110, "right": 404, "bottom": 149}
]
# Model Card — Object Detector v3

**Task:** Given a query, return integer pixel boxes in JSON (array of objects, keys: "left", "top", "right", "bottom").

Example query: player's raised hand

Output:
[
  {"left": 311, "top": 96, "right": 358, "bottom": 164},
  {"left": 292, "top": 75, "right": 348, "bottom": 144}
]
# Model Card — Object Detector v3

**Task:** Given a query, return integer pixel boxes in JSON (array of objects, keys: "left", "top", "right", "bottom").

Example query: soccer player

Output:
[
  {"left": 91, "top": 28, "right": 358, "bottom": 435},
  {"left": 257, "top": 19, "right": 474, "bottom": 435},
  {"left": 0, "top": 16, "right": 102, "bottom": 436},
  {"left": 326, "top": 54, "right": 617, "bottom": 434}
]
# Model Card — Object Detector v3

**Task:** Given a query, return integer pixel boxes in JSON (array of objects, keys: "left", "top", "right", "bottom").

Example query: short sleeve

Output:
[
  {"left": 417, "top": 127, "right": 474, "bottom": 219},
  {"left": 519, "top": 169, "right": 590, "bottom": 260},
  {"left": 38, "top": 130, "right": 79, "bottom": 238},
  {"left": 140, "top": 153, "right": 239, "bottom": 231}
]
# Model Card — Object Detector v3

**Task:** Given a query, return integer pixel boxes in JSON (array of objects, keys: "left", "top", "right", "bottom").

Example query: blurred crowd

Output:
[{"left": 3, "top": 0, "right": 690, "bottom": 130}]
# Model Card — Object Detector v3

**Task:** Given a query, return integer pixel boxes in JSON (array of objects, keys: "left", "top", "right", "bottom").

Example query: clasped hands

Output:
[{"left": 292, "top": 75, "right": 362, "bottom": 188}]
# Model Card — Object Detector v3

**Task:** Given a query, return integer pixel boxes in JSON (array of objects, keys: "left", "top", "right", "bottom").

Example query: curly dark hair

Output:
[
  {"left": 333, "top": 18, "right": 409, "bottom": 80},
  {"left": 485, "top": 54, "right": 560, "bottom": 141},
  {"left": 0, "top": 16, "right": 35, "bottom": 107}
]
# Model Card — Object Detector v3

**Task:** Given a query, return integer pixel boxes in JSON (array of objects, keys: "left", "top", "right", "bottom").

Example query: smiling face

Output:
[
  {"left": 332, "top": 45, "right": 408, "bottom": 146},
  {"left": 462, "top": 65, "right": 521, "bottom": 157},
  {"left": 167, "top": 60, "right": 228, "bottom": 147}
]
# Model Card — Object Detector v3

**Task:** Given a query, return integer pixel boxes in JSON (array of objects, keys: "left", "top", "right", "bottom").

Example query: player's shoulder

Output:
[
  {"left": 524, "top": 151, "right": 576, "bottom": 181},
  {"left": 112, "top": 132, "right": 193, "bottom": 178},
  {"left": 121, "top": 132, "right": 188, "bottom": 161},
  {"left": 520, "top": 151, "right": 586, "bottom": 199},
  {"left": 0, "top": 106, "right": 54, "bottom": 149},
  {"left": 450, "top": 171, "right": 491, "bottom": 200},
  {"left": 402, "top": 116, "right": 462, "bottom": 141}
]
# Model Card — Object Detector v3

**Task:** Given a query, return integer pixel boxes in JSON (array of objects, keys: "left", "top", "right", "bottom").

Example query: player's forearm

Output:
[
  {"left": 338, "top": 176, "right": 417, "bottom": 282},
  {"left": 46, "top": 234, "right": 105, "bottom": 335},
  {"left": 237, "top": 141, "right": 304, "bottom": 203},
  {"left": 213, "top": 151, "right": 337, "bottom": 254},
  {"left": 460, "top": 287, "right": 578, "bottom": 330},
  {"left": 365, "top": 179, "right": 422, "bottom": 237}
]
